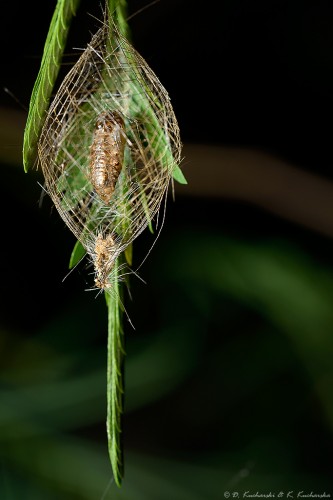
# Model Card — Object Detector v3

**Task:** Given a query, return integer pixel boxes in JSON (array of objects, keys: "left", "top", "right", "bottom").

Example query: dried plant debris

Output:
[
  {"left": 38, "top": 20, "right": 182, "bottom": 289},
  {"left": 94, "top": 233, "right": 116, "bottom": 289}
]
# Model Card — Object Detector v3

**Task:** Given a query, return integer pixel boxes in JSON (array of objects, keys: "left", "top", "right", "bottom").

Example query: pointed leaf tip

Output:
[
  {"left": 172, "top": 165, "right": 188, "bottom": 184},
  {"left": 69, "top": 240, "right": 86, "bottom": 269}
]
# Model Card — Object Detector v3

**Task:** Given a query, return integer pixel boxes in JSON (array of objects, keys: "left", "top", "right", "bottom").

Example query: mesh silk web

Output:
[{"left": 38, "top": 21, "right": 182, "bottom": 288}]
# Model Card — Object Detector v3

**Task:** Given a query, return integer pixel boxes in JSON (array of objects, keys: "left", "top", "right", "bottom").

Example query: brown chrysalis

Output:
[{"left": 90, "top": 112, "right": 126, "bottom": 204}]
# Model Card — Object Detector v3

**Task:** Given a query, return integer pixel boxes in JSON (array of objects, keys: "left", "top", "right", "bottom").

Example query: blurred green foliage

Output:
[{"left": 1, "top": 160, "right": 333, "bottom": 497}]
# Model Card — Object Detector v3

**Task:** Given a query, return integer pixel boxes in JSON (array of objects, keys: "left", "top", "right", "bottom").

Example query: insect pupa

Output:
[
  {"left": 94, "top": 233, "right": 116, "bottom": 289},
  {"left": 90, "top": 112, "right": 126, "bottom": 204}
]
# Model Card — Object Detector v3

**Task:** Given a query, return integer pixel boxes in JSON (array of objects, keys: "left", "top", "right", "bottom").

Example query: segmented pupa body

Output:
[
  {"left": 90, "top": 112, "right": 125, "bottom": 204},
  {"left": 94, "top": 233, "right": 116, "bottom": 289}
]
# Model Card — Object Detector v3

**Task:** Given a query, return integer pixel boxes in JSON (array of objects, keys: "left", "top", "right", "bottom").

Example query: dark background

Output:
[
  {"left": 1, "top": 1, "right": 333, "bottom": 498},
  {"left": 4, "top": 0, "right": 333, "bottom": 170}
]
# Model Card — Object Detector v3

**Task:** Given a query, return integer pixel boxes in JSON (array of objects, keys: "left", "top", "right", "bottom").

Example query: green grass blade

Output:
[
  {"left": 69, "top": 240, "right": 86, "bottom": 269},
  {"left": 23, "top": 0, "right": 80, "bottom": 172},
  {"left": 172, "top": 164, "right": 187, "bottom": 184},
  {"left": 124, "top": 243, "right": 133, "bottom": 266},
  {"left": 108, "top": 0, "right": 129, "bottom": 38},
  {"left": 106, "top": 4, "right": 128, "bottom": 483},
  {"left": 105, "top": 262, "right": 125, "bottom": 487}
]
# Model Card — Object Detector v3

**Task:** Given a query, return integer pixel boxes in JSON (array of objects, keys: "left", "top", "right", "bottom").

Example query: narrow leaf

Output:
[
  {"left": 69, "top": 240, "right": 86, "bottom": 269},
  {"left": 172, "top": 164, "right": 188, "bottom": 184},
  {"left": 23, "top": 0, "right": 80, "bottom": 172},
  {"left": 108, "top": 0, "right": 129, "bottom": 38},
  {"left": 124, "top": 243, "right": 133, "bottom": 266},
  {"left": 105, "top": 261, "right": 125, "bottom": 487}
]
